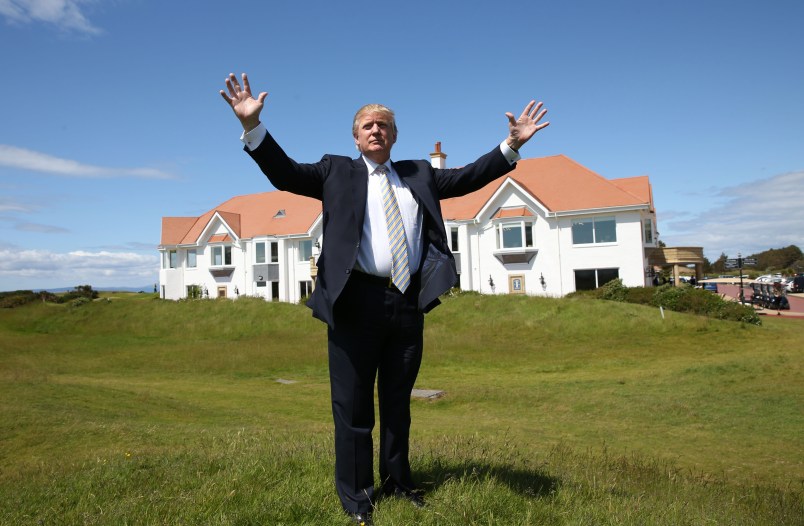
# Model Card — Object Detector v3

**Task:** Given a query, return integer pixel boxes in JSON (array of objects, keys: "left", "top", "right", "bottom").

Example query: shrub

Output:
[
  {"left": 70, "top": 296, "right": 92, "bottom": 308},
  {"left": 599, "top": 278, "right": 628, "bottom": 301},
  {"left": 584, "top": 282, "right": 761, "bottom": 325},
  {"left": 55, "top": 285, "right": 99, "bottom": 304}
]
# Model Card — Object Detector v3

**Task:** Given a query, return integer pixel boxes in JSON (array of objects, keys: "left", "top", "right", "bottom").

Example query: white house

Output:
[
  {"left": 439, "top": 153, "right": 659, "bottom": 296},
  {"left": 159, "top": 191, "right": 322, "bottom": 302},
  {"left": 159, "top": 148, "right": 672, "bottom": 301}
]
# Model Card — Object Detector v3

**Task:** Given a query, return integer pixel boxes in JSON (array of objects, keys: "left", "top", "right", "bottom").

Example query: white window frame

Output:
[
  {"left": 210, "top": 245, "right": 232, "bottom": 267},
  {"left": 298, "top": 240, "right": 313, "bottom": 262},
  {"left": 572, "top": 216, "right": 617, "bottom": 245},
  {"left": 495, "top": 220, "right": 534, "bottom": 250},
  {"left": 255, "top": 242, "right": 266, "bottom": 264},
  {"left": 187, "top": 249, "right": 197, "bottom": 268},
  {"left": 643, "top": 218, "right": 654, "bottom": 244}
]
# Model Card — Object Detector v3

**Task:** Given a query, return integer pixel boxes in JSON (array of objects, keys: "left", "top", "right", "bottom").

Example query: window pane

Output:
[
  {"left": 212, "top": 247, "right": 222, "bottom": 266},
  {"left": 299, "top": 240, "right": 312, "bottom": 261},
  {"left": 597, "top": 268, "right": 620, "bottom": 287},
  {"left": 169, "top": 251, "right": 178, "bottom": 268},
  {"left": 575, "top": 269, "right": 597, "bottom": 291},
  {"left": 643, "top": 219, "right": 653, "bottom": 244},
  {"left": 502, "top": 223, "right": 522, "bottom": 248},
  {"left": 525, "top": 224, "right": 533, "bottom": 247},
  {"left": 187, "top": 249, "right": 196, "bottom": 268},
  {"left": 255, "top": 242, "right": 266, "bottom": 263},
  {"left": 572, "top": 220, "right": 594, "bottom": 244},
  {"left": 224, "top": 246, "right": 232, "bottom": 265},
  {"left": 595, "top": 217, "right": 616, "bottom": 243},
  {"left": 270, "top": 242, "right": 279, "bottom": 263},
  {"left": 451, "top": 228, "right": 459, "bottom": 252}
]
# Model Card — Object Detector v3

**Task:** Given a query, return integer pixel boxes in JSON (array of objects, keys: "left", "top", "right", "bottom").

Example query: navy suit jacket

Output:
[{"left": 247, "top": 131, "right": 516, "bottom": 327}]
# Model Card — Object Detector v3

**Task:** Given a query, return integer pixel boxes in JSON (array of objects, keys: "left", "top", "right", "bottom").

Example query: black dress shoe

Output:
[
  {"left": 401, "top": 490, "right": 426, "bottom": 509},
  {"left": 384, "top": 488, "right": 426, "bottom": 508},
  {"left": 346, "top": 511, "right": 373, "bottom": 526}
]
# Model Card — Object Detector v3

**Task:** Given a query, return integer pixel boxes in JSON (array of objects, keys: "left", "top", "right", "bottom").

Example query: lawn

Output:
[{"left": 0, "top": 293, "right": 801, "bottom": 525}]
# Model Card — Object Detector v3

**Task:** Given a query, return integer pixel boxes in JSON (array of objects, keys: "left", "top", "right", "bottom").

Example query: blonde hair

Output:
[{"left": 352, "top": 104, "right": 398, "bottom": 137}]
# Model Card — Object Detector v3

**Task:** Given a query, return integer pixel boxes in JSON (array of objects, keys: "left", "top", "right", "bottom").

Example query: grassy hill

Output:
[{"left": 1, "top": 293, "right": 801, "bottom": 525}]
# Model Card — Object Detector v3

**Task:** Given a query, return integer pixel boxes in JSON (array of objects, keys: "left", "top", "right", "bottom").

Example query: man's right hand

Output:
[{"left": 220, "top": 72, "right": 267, "bottom": 132}]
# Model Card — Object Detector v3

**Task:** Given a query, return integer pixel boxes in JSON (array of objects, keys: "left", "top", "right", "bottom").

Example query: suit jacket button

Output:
[{"left": 346, "top": 269, "right": 351, "bottom": 274}]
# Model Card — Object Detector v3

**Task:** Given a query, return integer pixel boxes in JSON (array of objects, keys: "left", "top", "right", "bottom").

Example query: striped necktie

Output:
[{"left": 377, "top": 165, "right": 410, "bottom": 293}]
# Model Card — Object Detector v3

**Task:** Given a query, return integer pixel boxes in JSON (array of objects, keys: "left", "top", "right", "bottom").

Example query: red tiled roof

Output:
[
  {"left": 493, "top": 206, "right": 534, "bottom": 219},
  {"left": 441, "top": 155, "right": 651, "bottom": 220},
  {"left": 161, "top": 155, "right": 651, "bottom": 246},
  {"left": 161, "top": 191, "right": 321, "bottom": 246},
  {"left": 207, "top": 234, "right": 233, "bottom": 243}
]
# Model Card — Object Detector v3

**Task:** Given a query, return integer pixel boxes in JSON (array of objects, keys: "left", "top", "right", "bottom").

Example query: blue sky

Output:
[{"left": 1, "top": 0, "right": 802, "bottom": 291}]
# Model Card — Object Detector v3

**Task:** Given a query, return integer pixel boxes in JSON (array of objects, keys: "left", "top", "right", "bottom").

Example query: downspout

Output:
[{"left": 552, "top": 212, "right": 565, "bottom": 296}]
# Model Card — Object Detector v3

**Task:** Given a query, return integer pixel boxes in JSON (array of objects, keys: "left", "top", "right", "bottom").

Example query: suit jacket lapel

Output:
[{"left": 350, "top": 158, "right": 369, "bottom": 237}]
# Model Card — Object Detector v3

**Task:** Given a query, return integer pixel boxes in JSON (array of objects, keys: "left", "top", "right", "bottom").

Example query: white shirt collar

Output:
[{"left": 361, "top": 155, "right": 393, "bottom": 175}]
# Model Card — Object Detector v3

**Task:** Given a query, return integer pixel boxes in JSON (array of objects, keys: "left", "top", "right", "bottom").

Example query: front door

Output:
[
  {"left": 217, "top": 286, "right": 227, "bottom": 298},
  {"left": 509, "top": 275, "right": 525, "bottom": 294}
]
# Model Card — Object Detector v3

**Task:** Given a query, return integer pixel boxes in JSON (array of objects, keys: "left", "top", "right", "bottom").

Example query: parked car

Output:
[{"left": 792, "top": 274, "right": 804, "bottom": 293}]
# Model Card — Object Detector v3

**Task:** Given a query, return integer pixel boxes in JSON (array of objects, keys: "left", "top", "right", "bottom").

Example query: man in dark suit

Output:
[{"left": 221, "top": 73, "right": 549, "bottom": 524}]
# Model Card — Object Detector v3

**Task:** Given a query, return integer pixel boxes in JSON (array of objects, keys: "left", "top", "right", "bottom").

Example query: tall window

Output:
[
  {"left": 572, "top": 216, "right": 616, "bottom": 245},
  {"left": 168, "top": 250, "right": 178, "bottom": 269},
  {"left": 496, "top": 221, "right": 534, "bottom": 249},
  {"left": 643, "top": 219, "right": 654, "bottom": 244},
  {"left": 450, "top": 227, "right": 460, "bottom": 253},
  {"left": 255, "top": 242, "right": 266, "bottom": 263},
  {"left": 270, "top": 242, "right": 279, "bottom": 263},
  {"left": 298, "top": 240, "right": 312, "bottom": 262},
  {"left": 575, "top": 268, "right": 620, "bottom": 290},
  {"left": 211, "top": 245, "right": 232, "bottom": 266},
  {"left": 187, "top": 249, "right": 197, "bottom": 268}
]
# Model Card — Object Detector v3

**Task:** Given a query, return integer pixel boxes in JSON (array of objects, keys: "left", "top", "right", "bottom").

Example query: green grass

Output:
[{"left": 1, "top": 293, "right": 801, "bottom": 525}]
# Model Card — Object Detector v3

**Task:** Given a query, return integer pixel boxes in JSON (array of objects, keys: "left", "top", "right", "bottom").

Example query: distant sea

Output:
[{"left": 31, "top": 286, "right": 155, "bottom": 294}]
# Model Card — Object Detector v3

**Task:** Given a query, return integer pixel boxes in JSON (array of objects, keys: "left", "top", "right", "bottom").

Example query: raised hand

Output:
[
  {"left": 505, "top": 101, "right": 549, "bottom": 151},
  {"left": 220, "top": 73, "right": 267, "bottom": 132}
]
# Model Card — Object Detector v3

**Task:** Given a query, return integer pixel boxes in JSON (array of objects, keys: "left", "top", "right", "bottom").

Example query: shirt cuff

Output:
[
  {"left": 240, "top": 123, "right": 268, "bottom": 151},
  {"left": 499, "top": 141, "right": 521, "bottom": 164}
]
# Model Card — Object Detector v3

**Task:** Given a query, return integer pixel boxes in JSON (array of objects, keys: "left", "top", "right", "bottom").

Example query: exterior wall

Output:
[{"left": 554, "top": 210, "right": 646, "bottom": 295}]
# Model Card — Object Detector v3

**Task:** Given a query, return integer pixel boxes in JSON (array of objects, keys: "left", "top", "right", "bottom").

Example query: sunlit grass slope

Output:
[{"left": 0, "top": 293, "right": 801, "bottom": 525}]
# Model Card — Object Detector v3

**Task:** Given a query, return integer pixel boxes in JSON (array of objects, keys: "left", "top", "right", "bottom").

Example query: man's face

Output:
[{"left": 353, "top": 111, "right": 396, "bottom": 164}]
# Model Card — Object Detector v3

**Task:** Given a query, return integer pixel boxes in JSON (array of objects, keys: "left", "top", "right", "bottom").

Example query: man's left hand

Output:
[{"left": 505, "top": 101, "right": 549, "bottom": 151}]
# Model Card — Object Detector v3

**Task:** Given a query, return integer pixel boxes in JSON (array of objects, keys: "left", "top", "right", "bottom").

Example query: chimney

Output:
[{"left": 429, "top": 141, "right": 447, "bottom": 169}]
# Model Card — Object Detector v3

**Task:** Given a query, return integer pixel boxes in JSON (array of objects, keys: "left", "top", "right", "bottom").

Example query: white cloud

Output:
[
  {"left": 15, "top": 222, "right": 70, "bottom": 233},
  {"left": 0, "top": 0, "right": 101, "bottom": 34},
  {"left": 0, "top": 145, "right": 177, "bottom": 179},
  {"left": 0, "top": 248, "right": 158, "bottom": 290},
  {"left": 0, "top": 198, "right": 37, "bottom": 213},
  {"left": 660, "top": 170, "right": 804, "bottom": 260}
]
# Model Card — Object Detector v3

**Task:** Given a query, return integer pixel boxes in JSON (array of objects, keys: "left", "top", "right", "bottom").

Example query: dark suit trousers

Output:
[{"left": 327, "top": 272, "right": 423, "bottom": 514}]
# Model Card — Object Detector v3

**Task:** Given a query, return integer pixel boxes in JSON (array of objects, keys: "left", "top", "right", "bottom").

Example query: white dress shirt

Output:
[{"left": 241, "top": 123, "right": 521, "bottom": 277}]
